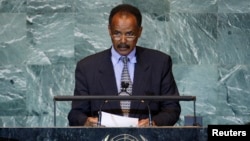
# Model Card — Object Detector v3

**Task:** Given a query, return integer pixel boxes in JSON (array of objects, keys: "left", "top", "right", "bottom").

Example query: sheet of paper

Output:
[{"left": 100, "top": 111, "right": 138, "bottom": 127}]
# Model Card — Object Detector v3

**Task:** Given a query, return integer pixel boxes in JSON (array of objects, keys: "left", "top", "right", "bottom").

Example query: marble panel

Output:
[
  {"left": 218, "top": 0, "right": 250, "bottom": 13},
  {"left": 0, "top": 0, "right": 26, "bottom": 13},
  {"left": 169, "top": 13, "right": 218, "bottom": 64},
  {"left": 169, "top": 0, "right": 218, "bottom": 13},
  {"left": 217, "top": 13, "right": 250, "bottom": 65}
]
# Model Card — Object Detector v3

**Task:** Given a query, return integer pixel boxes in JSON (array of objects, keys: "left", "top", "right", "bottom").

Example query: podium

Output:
[
  {"left": 0, "top": 127, "right": 207, "bottom": 141},
  {"left": 0, "top": 96, "right": 207, "bottom": 141},
  {"left": 53, "top": 95, "right": 197, "bottom": 126}
]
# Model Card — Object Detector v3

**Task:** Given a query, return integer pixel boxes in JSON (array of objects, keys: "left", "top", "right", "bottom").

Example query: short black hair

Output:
[{"left": 109, "top": 4, "right": 142, "bottom": 27}]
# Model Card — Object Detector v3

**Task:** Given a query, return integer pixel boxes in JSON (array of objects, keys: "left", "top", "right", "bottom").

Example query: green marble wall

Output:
[{"left": 0, "top": 0, "right": 249, "bottom": 127}]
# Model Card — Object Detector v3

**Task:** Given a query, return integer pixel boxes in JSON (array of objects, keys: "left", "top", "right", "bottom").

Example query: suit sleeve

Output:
[
  {"left": 152, "top": 56, "right": 181, "bottom": 126},
  {"left": 68, "top": 61, "right": 90, "bottom": 126}
]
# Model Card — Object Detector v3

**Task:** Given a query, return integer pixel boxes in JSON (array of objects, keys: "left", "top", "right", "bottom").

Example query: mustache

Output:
[{"left": 117, "top": 43, "right": 130, "bottom": 49}]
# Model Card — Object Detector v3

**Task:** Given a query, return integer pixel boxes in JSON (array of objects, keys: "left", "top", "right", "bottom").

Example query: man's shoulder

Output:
[
  {"left": 78, "top": 48, "right": 111, "bottom": 64},
  {"left": 136, "top": 46, "right": 170, "bottom": 58}
]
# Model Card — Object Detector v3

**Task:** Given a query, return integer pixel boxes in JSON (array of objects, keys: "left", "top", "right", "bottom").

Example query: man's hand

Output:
[
  {"left": 138, "top": 118, "right": 156, "bottom": 127},
  {"left": 84, "top": 117, "right": 98, "bottom": 127}
]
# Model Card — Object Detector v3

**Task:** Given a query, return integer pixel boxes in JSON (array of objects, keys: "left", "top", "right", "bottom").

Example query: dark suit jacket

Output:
[{"left": 68, "top": 46, "right": 181, "bottom": 126}]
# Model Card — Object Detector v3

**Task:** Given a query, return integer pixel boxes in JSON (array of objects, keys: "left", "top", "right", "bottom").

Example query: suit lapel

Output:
[
  {"left": 97, "top": 50, "right": 121, "bottom": 113},
  {"left": 132, "top": 47, "right": 150, "bottom": 96},
  {"left": 133, "top": 62, "right": 150, "bottom": 96},
  {"left": 130, "top": 48, "right": 151, "bottom": 117},
  {"left": 97, "top": 51, "right": 118, "bottom": 95}
]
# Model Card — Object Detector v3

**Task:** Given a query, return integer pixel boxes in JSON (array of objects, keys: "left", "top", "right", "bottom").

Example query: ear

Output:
[
  {"left": 108, "top": 25, "right": 112, "bottom": 36},
  {"left": 137, "top": 26, "right": 143, "bottom": 38}
]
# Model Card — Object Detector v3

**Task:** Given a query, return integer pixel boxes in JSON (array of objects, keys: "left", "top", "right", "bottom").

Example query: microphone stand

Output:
[
  {"left": 98, "top": 82, "right": 130, "bottom": 127},
  {"left": 147, "top": 103, "right": 153, "bottom": 126},
  {"left": 141, "top": 100, "right": 153, "bottom": 126},
  {"left": 97, "top": 100, "right": 108, "bottom": 127}
]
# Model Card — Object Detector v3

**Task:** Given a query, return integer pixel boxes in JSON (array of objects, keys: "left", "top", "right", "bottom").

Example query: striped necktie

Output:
[{"left": 119, "top": 56, "right": 132, "bottom": 116}]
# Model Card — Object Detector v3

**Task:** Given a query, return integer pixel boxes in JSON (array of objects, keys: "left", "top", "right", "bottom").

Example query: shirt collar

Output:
[{"left": 111, "top": 46, "right": 137, "bottom": 64}]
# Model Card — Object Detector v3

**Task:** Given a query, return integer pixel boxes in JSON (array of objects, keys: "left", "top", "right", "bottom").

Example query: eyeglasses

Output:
[{"left": 112, "top": 33, "right": 137, "bottom": 41}]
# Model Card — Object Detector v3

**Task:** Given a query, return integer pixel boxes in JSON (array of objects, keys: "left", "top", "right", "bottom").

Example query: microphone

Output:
[
  {"left": 141, "top": 100, "right": 153, "bottom": 126},
  {"left": 97, "top": 100, "right": 108, "bottom": 127},
  {"left": 121, "top": 81, "right": 129, "bottom": 92}
]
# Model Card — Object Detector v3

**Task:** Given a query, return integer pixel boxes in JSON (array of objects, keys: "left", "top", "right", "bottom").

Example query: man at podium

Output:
[{"left": 68, "top": 3, "right": 181, "bottom": 127}]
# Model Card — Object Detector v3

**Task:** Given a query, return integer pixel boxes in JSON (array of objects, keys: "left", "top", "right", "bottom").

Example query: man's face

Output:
[{"left": 108, "top": 12, "right": 142, "bottom": 56}]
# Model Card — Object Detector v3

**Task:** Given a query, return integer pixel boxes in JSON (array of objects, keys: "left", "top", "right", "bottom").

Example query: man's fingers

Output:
[
  {"left": 84, "top": 117, "right": 98, "bottom": 126},
  {"left": 138, "top": 119, "right": 149, "bottom": 127}
]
